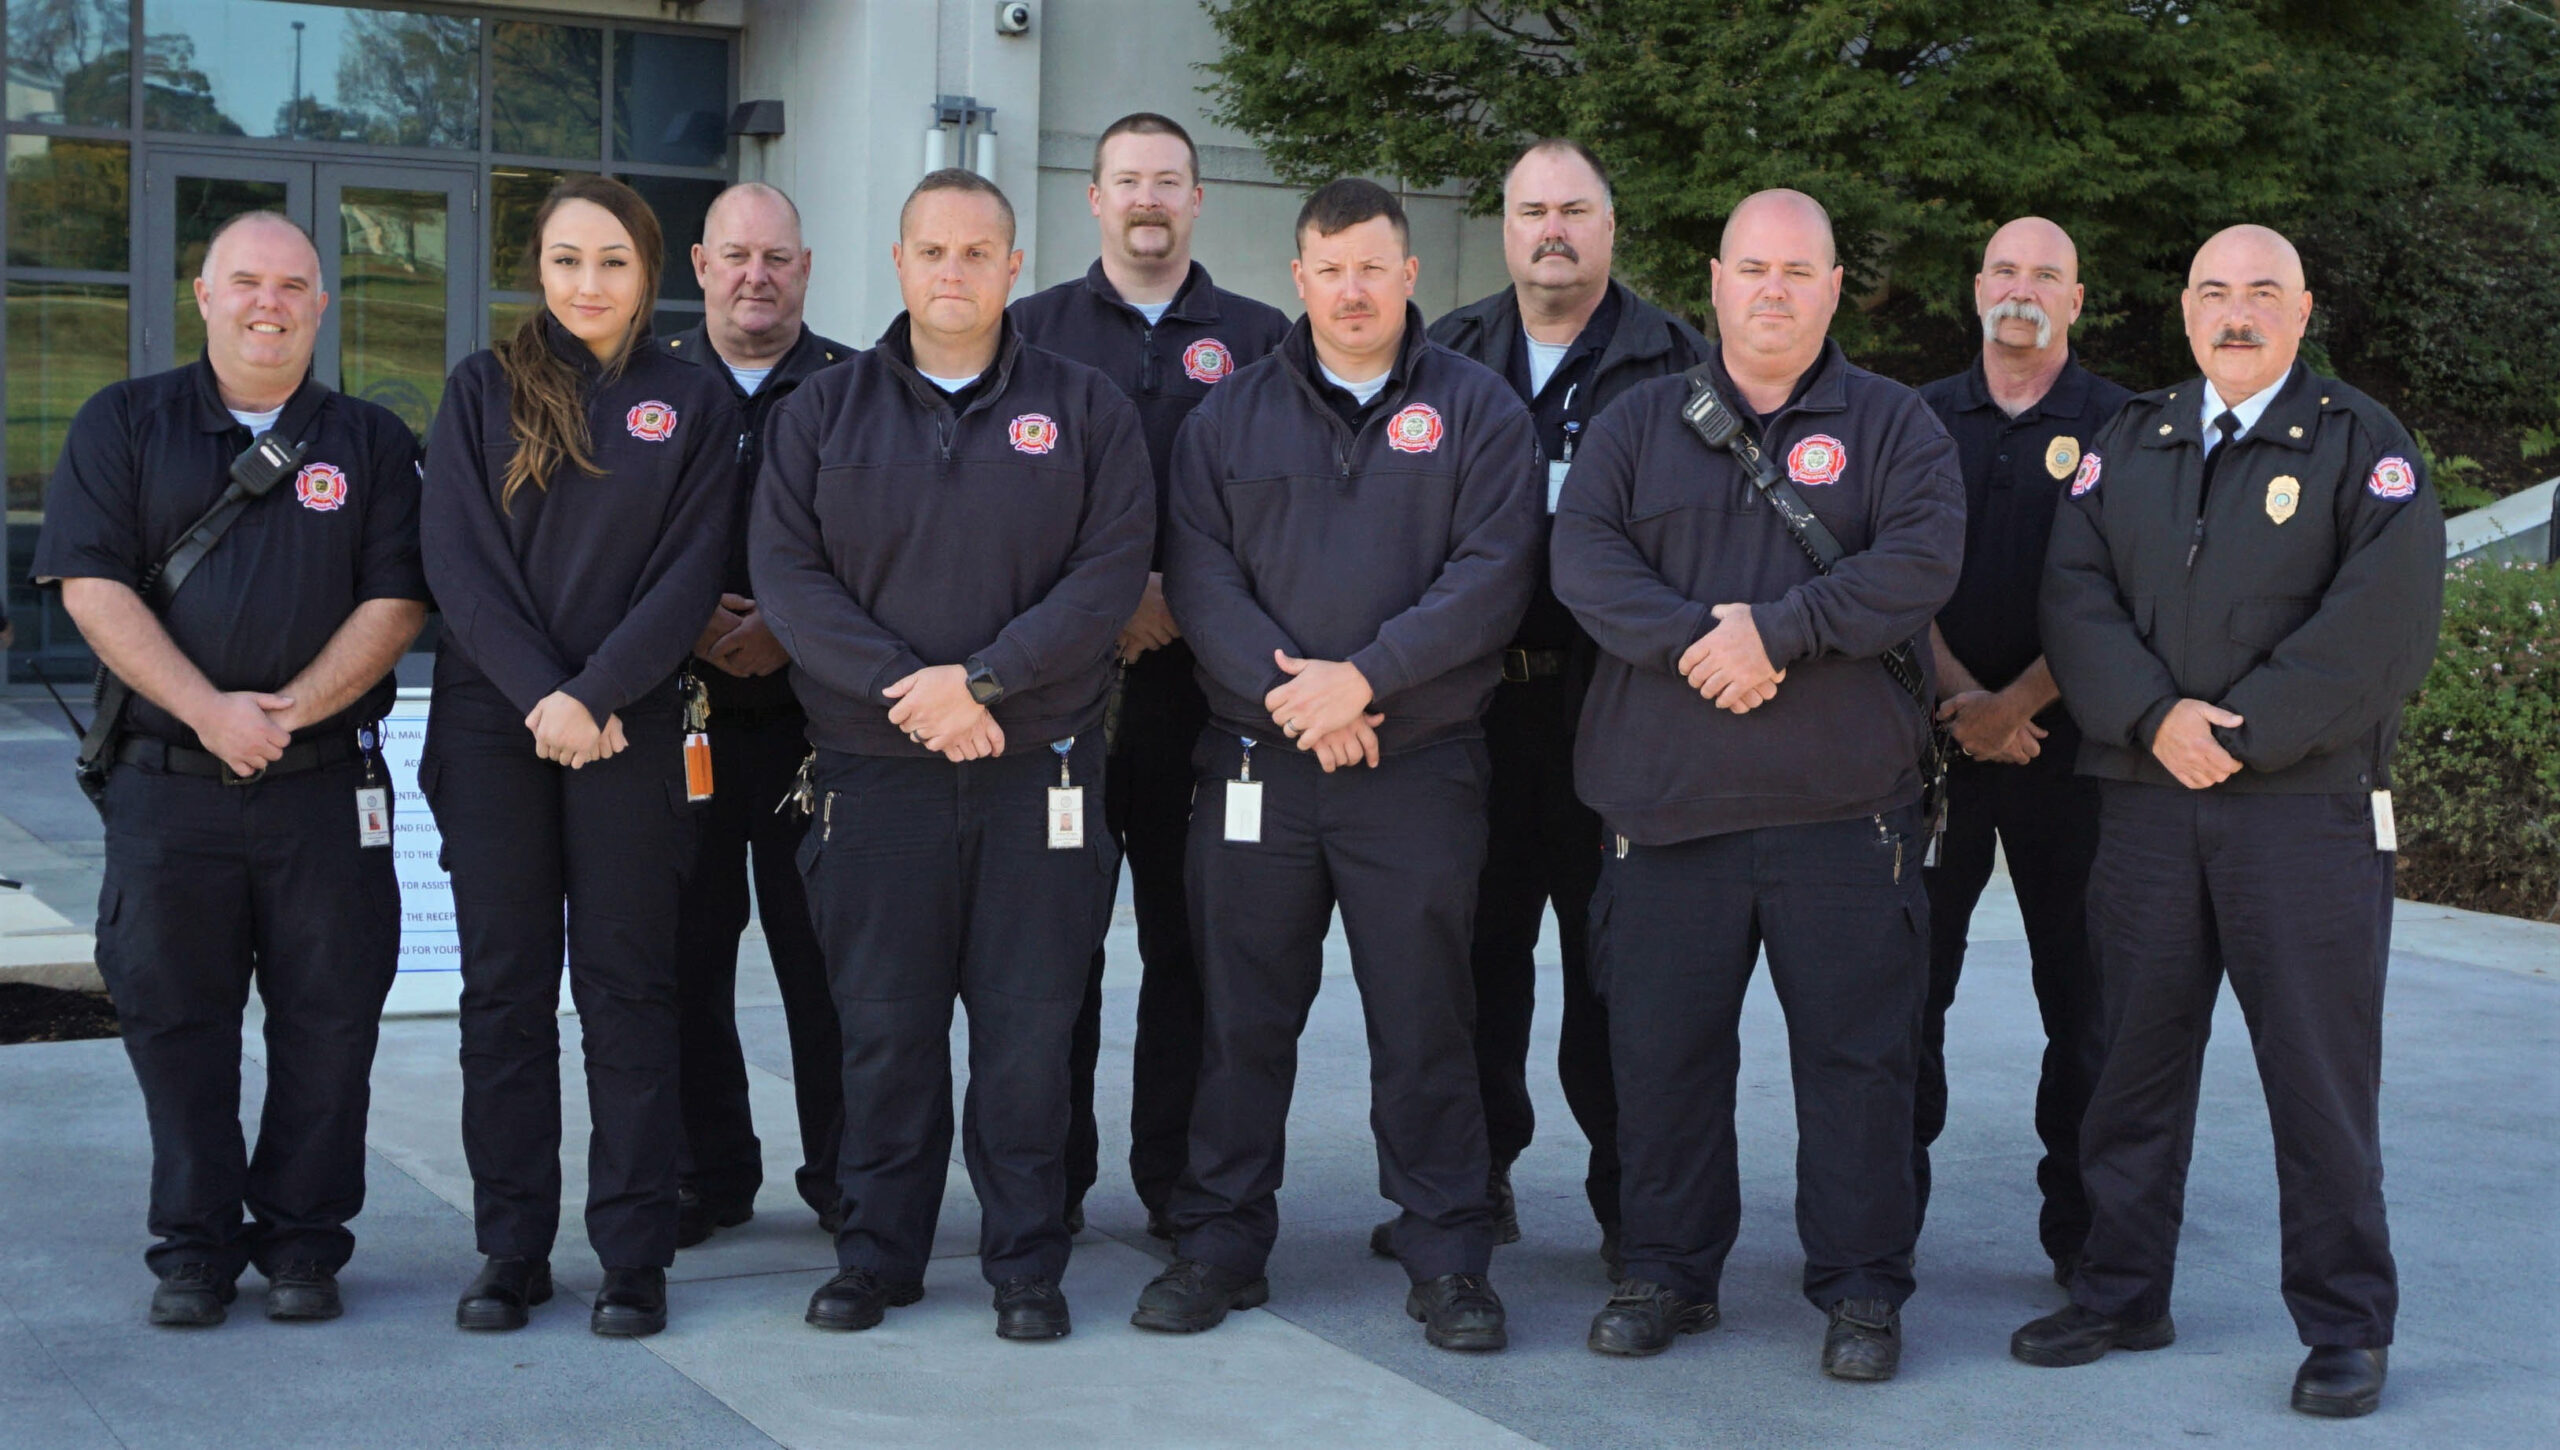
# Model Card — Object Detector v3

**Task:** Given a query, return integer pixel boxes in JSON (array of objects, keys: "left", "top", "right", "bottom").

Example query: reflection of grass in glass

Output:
[
  {"left": 338, "top": 196, "right": 451, "bottom": 435},
  {"left": 7, "top": 287, "right": 130, "bottom": 514}
]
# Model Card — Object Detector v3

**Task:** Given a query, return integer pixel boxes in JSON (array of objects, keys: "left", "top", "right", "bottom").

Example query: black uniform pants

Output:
[
  {"left": 423, "top": 673, "right": 698, "bottom": 1270},
  {"left": 95, "top": 756, "right": 399, "bottom": 1281},
  {"left": 673, "top": 706, "right": 841, "bottom": 1218},
  {"left": 1596, "top": 808, "right": 1929, "bottom": 1309},
  {"left": 1169, "top": 734, "right": 1497, "bottom": 1283},
  {"left": 1915, "top": 762, "right": 2102, "bottom": 1264},
  {"left": 799, "top": 738, "right": 1116, "bottom": 1287},
  {"left": 2072, "top": 784, "right": 2397, "bottom": 1348},
  {"left": 1065, "top": 650, "right": 1210, "bottom": 1216},
  {"left": 1471, "top": 673, "right": 1616, "bottom": 1227}
]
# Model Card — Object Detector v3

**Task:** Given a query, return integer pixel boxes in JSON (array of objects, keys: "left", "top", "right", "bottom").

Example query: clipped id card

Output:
[
  {"left": 1546, "top": 458, "right": 1571, "bottom": 512},
  {"left": 1048, "top": 786, "right": 1085, "bottom": 849},
  {"left": 1224, "top": 779, "right": 1263, "bottom": 843},
  {"left": 357, "top": 787, "right": 391, "bottom": 848},
  {"left": 2371, "top": 789, "right": 2397, "bottom": 853}
]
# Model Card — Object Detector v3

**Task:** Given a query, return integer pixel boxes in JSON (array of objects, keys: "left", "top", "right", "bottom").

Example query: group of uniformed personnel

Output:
[{"left": 32, "top": 110, "right": 2442, "bottom": 1419}]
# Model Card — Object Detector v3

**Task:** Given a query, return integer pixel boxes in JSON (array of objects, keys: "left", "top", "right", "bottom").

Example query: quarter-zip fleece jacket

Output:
[
  {"left": 1551, "top": 340, "right": 1965, "bottom": 844},
  {"left": 1163, "top": 307, "right": 1543, "bottom": 756},
  {"left": 423, "top": 317, "right": 741, "bottom": 722},
  {"left": 748, "top": 314, "right": 1154, "bottom": 757},
  {"left": 2039, "top": 363, "right": 2444, "bottom": 792}
]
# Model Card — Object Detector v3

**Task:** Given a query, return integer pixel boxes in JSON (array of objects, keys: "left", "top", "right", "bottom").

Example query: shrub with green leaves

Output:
[{"left": 2395, "top": 558, "right": 2560, "bottom": 921}]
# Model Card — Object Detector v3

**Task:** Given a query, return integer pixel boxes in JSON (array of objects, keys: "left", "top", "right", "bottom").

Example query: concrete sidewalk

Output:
[{"left": 2, "top": 691, "right": 2555, "bottom": 1447}]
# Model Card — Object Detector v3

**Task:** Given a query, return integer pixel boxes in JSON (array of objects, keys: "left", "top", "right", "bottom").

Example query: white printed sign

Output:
[{"left": 382, "top": 692, "right": 462, "bottom": 1015}]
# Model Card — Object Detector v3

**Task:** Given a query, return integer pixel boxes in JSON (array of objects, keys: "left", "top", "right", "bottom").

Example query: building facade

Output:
[{"left": 2, "top": 0, "right": 1506, "bottom": 682}]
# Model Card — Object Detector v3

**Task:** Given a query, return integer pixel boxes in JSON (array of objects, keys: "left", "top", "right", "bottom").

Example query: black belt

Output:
[
  {"left": 117, "top": 730, "right": 365, "bottom": 785},
  {"left": 1500, "top": 648, "right": 1569, "bottom": 684}
]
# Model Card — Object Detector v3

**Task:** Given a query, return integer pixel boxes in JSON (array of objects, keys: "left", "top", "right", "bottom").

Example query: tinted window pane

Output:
[
  {"left": 171, "top": 174, "right": 290, "bottom": 363},
  {"left": 613, "top": 30, "right": 727, "bottom": 168},
  {"left": 7, "top": 282, "right": 130, "bottom": 516},
  {"left": 6, "top": 137, "right": 130, "bottom": 271},
  {"left": 7, "top": 0, "right": 132, "bottom": 126},
  {"left": 488, "top": 298, "right": 536, "bottom": 348},
  {"left": 487, "top": 167, "right": 565, "bottom": 287},
  {"left": 337, "top": 187, "right": 450, "bottom": 434},
  {"left": 493, "top": 21, "right": 600, "bottom": 158},
  {"left": 649, "top": 306, "right": 702, "bottom": 342},
  {"left": 618, "top": 174, "right": 722, "bottom": 303},
  {"left": 141, "top": 0, "right": 477, "bottom": 147}
]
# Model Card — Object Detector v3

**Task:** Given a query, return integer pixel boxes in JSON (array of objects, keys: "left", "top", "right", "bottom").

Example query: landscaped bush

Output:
[{"left": 2395, "top": 557, "right": 2560, "bottom": 921}]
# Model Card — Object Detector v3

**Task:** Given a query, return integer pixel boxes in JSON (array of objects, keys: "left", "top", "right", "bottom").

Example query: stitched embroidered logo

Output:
[
  {"left": 2072, "top": 451, "right": 2103, "bottom": 497},
  {"left": 1386, "top": 402, "right": 1444, "bottom": 454},
  {"left": 293, "top": 462, "right": 348, "bottom": 512},
  {"left": 1182, "top": 338, "right": 1234, "bottom": 384},
  {"left": 626, "top": 400, "right": 678, "bottom": 442},
  {"left": 2367, "top": 456, "right": 2417, "bottom": 500},
  {"left": 1786, "top": 434, "right": 1848, "bottom": 486},
  {"left": 1009, "top": 413, "right": 1061, "bottom": 455}
]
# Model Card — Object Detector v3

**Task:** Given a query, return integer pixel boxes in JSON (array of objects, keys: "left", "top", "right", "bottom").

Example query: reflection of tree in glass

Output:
[
  {"left": 491, "top": 22, "right": 601, "bottom": 158},
  {"left": 4, "top": 139, "right": 128, "bottom": 272},
  {"left": 7, "top": 0, "right": 129, "bottom": 127},
  {"left": 337, "top": 11, "right": 478, "bottom": 150},
  {"left": 140, "top": 31, "right": 245, "bottom": 136}
]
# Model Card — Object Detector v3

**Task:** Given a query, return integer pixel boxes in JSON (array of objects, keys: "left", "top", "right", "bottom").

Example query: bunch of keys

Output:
[
  {"left": 779, "top": 750, "right": 819, "bottom": 819},
  {"left": 681, "top": 674, "right": 714, "bottom": 802}
]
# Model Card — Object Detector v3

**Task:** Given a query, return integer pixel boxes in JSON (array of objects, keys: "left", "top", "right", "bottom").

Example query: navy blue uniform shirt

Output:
[
  {"left": 660, "top": 322, "right": 853, "bottom": 714},
  {"left": 1918, "top": 353, "right": 2132, "bottom": 775},
  {"left": 1163, "top": 306, "right": 1544, "bottom": 756},
  {"left": 1009, "top": 260, "right": 1290, "bottom": 566},
  {"left": 1552, "top": 340, "right": 1966, "bottom": 844},
  {"left": 422, "top": 317, "right": 742, "bottom": 722},
  {"left": 33, "top": 358, "right": 427, "bottom": 748},
  {"left": 749, "top": 314, "right": 1154, "bottom": 758}
]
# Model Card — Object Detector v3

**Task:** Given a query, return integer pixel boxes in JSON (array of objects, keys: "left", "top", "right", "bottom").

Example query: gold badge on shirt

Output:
[
  {"left": 2266, "top": 475, "right": 2301, "bottom": 525},
  {"left": 2045, "top": 436, "right": 2081, "bottom": 481}
]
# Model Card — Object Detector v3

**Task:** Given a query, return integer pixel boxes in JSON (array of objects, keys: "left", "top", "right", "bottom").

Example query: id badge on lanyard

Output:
[
  {"left": 1047, "top": 738, "right": 1084, "bottom": 849},
  {"left": 356, "top": 723, "right": 391, "bottom": 847},
  {"left": 1225, "top": 737, "right": 1264, "bottom": 843},
  {"left": 1548, "top": 416, "right": 1581, "bottom": 513}
]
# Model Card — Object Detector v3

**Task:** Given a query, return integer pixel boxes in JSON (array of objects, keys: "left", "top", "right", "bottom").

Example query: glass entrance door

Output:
[{"left": 139, "top": 151, "right": 475, "bottom": 435}]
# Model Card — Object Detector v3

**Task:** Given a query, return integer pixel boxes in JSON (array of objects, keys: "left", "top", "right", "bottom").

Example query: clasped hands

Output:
[
  {"left": 1266, "top": 650, "right": 1381, "bottom": 773},
  {"left": 1937, "top": 689, "right": 2049, "bottom": 765},
  {"left": 885, "top": 664, "right": 1005, "bottom": 762},
  {"left": 526, "top": 692, "right": 627, "bottom": 769},
  {"left": 1680, "top": 603, "right": 1787, "bottom": 714}
]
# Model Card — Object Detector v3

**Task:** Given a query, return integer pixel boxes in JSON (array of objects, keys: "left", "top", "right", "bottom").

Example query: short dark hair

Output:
[
  {"left": 900, "top": 168, "right": 1017, "bottom": 247},
  {"left": 1092, "top": 112, "right": 1198, "bottom": 185},
  {"left": 1506, "top": 137, "right": 1612, "bottom": 206},
  {"left": 1294, "top": 178, "right": 1408, "bottom": 255},
  {"left": 199, "top": 209, "right": 318, "bottom": 276}
]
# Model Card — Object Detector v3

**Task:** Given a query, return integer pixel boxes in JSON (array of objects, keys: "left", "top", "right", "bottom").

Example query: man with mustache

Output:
[
  {"left": 2020, "top": 225, "right": 2443, "bottom": 1418},
  {"left": 1909, "top": 218, "right": 2130, "bottom": 1286},
  {"left": 1550, "top": 189, "right": 1962, "bottom": 1376},
  {"left": 661, "top": 183, "right": 853, "bottom": 1250},
  {"left": 1402, "top": 138, "right": 1706, "bottom": 1279},
  {"left": 1133, "top": 179, "right": 1540, "bottom": 1349},
  {"left": 1009, "top": 113, "right": 1288, "bottom": 1240}
]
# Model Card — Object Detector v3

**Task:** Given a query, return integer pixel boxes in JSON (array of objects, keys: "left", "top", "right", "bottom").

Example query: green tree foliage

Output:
[
  {"left": 2396, "top": 557, "right": 2560, "bottom": 921},
  {"left": 1203, "top": 1, "right": 2560, "bottom": 486}
]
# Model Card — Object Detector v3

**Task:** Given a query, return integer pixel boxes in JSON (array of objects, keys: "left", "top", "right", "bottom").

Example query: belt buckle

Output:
[
  {"left": 219, "top": 759, "right": 267, "bottom": 786},
  {"left": 1501, "top": 647, "right": 1531, "bottom": 684}
]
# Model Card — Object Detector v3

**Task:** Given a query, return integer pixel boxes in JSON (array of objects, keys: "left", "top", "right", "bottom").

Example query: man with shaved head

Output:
[
  {"left": 1552, "top": 187, "right": 1963, "bottom": 1377},
  {"left": 660, "top": 182, "right": 854, "bottom": 1251},
  {"left": 1910, "top": 218, "right": 2131, "bottom": 1287},
  {"left": 2023, "top": 225, "right": 2443, "bottom": 1417},
  {"left": 1412, "top": 137, "right": 1708, "bottom": 1279},
  {"left": 34, "top": 209, "right": 429, "bottom": 1326}
]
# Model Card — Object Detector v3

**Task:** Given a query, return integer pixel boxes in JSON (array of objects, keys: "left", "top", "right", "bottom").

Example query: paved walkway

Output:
[{"left": 1, "top": 694, "right": 2554, "bottom": 1448}]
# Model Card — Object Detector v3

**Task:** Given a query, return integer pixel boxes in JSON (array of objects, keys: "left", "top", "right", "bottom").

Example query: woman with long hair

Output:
[{"left": 420, "top": 175, "right": 740, "bottom": 1337}]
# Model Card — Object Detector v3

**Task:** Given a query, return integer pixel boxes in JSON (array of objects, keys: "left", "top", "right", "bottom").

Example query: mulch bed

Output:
[{"left": 0, "top": 983, "right": 122, "bottom": 1044}]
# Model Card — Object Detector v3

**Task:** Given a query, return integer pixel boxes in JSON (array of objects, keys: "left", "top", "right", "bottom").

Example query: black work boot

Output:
[
  {"left": 265, "top": 1262, "right": 342, "bottom": 1322},
  {"left": 149, "top": 1264, "right": 237, "bottom": 1328},
  {"left": 2010, "top": 1303, "right": 2177, "bottom": 1367},
  {"left": 1822, "top": 1297, "right": 1902, "bottom": 1381},
  {"left": 1129, "top": 1259, "right": 1269, "bottom": 1334},
  {"left": 590, "top": 1266, "right": 667, "bottom": 1337},
  {"left": 992, "top": 1276, "right": 1072, "bottom": 1340},
  {"left": 1406, "top": 1273, "right": 1506, "bottom": 1351},
  {"left": 455, "top": 1256, "right": 552, "bottom": 1332},
  {"left": 675, "top": 1187, "right": 753, "bottom": 1250},
  {"left": 1587, "top": 1280, "right": 1719, "bottom": 1357},
  {"left": 805, "top": 1267, "right": 924, "bottom": 1332},
  {"left": 2292, "top": 1346, "right": 2386, "bottom": 1418}
]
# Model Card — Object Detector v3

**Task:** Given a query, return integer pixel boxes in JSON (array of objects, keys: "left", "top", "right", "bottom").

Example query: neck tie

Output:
[{"left": 2199, "top": 409, "right": 2240, "bottom": 501}]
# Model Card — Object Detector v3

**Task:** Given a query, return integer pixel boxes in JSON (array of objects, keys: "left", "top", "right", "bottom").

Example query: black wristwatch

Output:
[{"left": 964, "top": 656, "right": 1006, "bottom": 706}]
